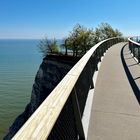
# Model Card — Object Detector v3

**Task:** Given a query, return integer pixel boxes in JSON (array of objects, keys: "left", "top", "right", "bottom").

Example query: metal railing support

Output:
[
  {"left": 12, "top": 37, "right": 123, "bottom": 140},
  {"left": 71, "top": 88, "right": 85, "bottom": 140},
  {"left": 128, "top": 37, "right": 140, "bottom": 63}
]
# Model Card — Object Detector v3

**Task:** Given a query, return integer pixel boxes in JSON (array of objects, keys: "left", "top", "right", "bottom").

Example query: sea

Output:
[{"left": 0, "top": 39, "right": 43, "bottom": 139}]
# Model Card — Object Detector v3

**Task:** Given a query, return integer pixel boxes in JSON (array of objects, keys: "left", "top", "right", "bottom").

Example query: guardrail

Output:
[
  {"left": 12, "top": 37, "right": 123, "bottom": 140},
  {"left": 128, "top": 37, "right": 140, "bottom": 63}
]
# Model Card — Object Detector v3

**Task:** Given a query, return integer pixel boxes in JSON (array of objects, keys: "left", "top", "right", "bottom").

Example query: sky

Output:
[{"left": 0, "top": 0, "right": 140, "bottom": 39}]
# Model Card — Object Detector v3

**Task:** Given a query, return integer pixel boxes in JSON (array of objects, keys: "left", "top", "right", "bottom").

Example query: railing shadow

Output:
[
  {"left": 134, "top": 77, "right": 140, "bottom": 81},
  {"left": 124, "top": 52, "right": 131, "bottom": 55},
  {"left": 128, "top": 63, "right": 138, "bottom": 67},
  {"left": 125, "top": 57, "right": 133, "bottom": 60},
  {"left": 121, "top": 44, "right": 140, "bottom": 105}
]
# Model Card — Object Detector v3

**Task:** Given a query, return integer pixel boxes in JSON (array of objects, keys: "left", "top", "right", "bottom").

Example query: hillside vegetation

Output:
[{"left": 39, "top": 23, "right": 122, "bottom": 57}]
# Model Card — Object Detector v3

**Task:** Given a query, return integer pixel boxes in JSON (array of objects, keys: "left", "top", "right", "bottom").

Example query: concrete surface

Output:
[{"left": 87, "top": 43, "right": 140, "bottom": 140}]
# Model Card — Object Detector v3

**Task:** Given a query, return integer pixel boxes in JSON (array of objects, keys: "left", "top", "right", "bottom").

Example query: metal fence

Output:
[
  {"left": 12, "top": 37, "right": 123, "bottom": 140},
  {"left": 128, "top": 37, "right": 140, "bottom": 63}
]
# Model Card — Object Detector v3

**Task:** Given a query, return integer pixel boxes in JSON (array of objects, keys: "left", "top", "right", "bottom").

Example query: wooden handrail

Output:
[{"left": 12, "top": 37, "right": 122, "bottom": 140}]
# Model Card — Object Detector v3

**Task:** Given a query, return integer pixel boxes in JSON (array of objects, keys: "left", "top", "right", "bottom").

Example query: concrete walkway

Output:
[{"left": 87, "top": 43, "right": 140, "bottom": 140}]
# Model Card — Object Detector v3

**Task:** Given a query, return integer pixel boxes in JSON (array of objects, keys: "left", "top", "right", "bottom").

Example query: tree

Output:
[
  {"left": 39, "top": 23, "right": 123, "bottom": 57},
  {"left": 94, "top": 23, "right": 122, "bottom": 42},
  {"left": 61, "top": 38, "right": 68, "bottom": 56},
  {"left": 53, "top": 39, "right": 59, "bottom": 52},
  {"left": 38, "top": 37, "right": 59, "bottom": 57},
  {"left": 63, "top": 24, "right": 95, "bottom": 57}
]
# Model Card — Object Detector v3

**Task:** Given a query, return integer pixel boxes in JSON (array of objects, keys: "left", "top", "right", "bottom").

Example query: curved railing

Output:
[
  {"left": 12, "top": 37, "right": 123, "bottom": 140},
  {"left": 128, "top": 37, "right": 140, "bottom": 63}
]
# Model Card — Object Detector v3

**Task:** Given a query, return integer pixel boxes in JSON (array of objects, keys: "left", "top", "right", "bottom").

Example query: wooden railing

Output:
[
  {"left": 12, "top": 37, "right": 123, "bottom": 140},
  {"left": 128, "top": 37, "right": 140, "bottom": 63}
]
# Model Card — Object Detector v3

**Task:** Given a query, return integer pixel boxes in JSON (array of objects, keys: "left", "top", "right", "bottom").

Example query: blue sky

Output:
[{"left": 0, "top": 0, "right": 140, "bottom": 39}]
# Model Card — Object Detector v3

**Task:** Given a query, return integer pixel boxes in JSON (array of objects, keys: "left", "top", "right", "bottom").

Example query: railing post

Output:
[
  {"left": 100, "top": 45, "right": 104, "bottom": 57},
  {"left": 129, "top": 41, "right": 132, "bottom": 53},
  {"left": 88, "top": 57, "right": 95, "bottom": 89},
  {"left": 134, "top": 44, "right": 136, "bottom": 57},
  {"left": 71, "top": 88, "right": 85, "bottom": 140},
  {"left": 94, "top": 50, "right": 98, "bottom": 71},
  {"left": 138, "top": 46, "right": 140, "bottom": 63},
  {"left": 97, "top": 48, "right": 101, "bottom": 62},
  {"left": 128, "top": 37, "right": 140, "bottom": 63},
  {"left": 102, "top": 43, "right": 105, "bottom": 54},
  {"left": 132, "top": 43, "right": 135, "bottom": 57},
  {"left": 106, "top": 41, "right": 109, "bottom": 50}
]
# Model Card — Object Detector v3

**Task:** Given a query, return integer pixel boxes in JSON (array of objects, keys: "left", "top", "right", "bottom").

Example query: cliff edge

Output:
[{"left": 4, "top": 55, "right": 79, "bottom": 140}]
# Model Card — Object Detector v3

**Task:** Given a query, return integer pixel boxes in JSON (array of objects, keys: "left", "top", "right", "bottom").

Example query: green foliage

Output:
[
  {"left": 94, "top": 23, "right": 122, "bottom": 42},
  {"left": 53, "top": 39, "right": 59, "bottom": 52},
  {"left": 39, "top": 22, "right": 123, "bottom": 57},
  {"left": 38, "top": 37, "right": 59, "bottom": 57},
  {"left": 61, "top": 23, "right": 123, "bottom": 57},
  {"left": 63, "top": 24, "right": 95, "bottom": 57}
]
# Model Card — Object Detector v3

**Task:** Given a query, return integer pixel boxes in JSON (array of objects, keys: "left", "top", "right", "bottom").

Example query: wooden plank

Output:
[{"left": 12, "top": 74, "right": 78, "bottom": 140}]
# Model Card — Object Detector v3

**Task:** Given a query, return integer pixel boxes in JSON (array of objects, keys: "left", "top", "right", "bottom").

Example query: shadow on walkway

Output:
[
  {"left": 125, "top": 57, "right": 133, "bottom": 60},
  {"left": 128, "top": 63, "right": 138, "bottom": 67},
  {"left": 134, "top": 77, "right": 140, "bottom": 81},
  {"left": 121, "top": 44, "right": 140, "bottom": 105}
]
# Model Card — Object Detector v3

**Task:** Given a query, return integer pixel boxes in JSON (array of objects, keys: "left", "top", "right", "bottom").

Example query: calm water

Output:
[{"left": 0, "top": 39, "right": 42, "bottom": 139}]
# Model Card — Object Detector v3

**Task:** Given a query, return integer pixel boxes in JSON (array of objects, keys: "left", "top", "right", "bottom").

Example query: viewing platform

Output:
[{"left": 12, "top": 38, "right": 140, "bottom": 140}]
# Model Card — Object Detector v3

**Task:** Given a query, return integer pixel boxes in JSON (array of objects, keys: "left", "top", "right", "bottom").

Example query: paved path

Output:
[{"left": 87, "top": 42, "right": 140, "bottom": 140}]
